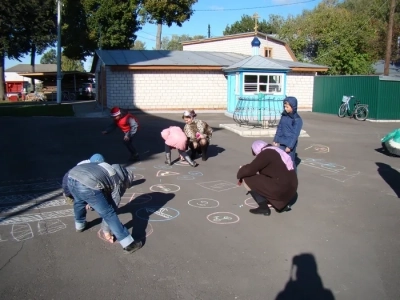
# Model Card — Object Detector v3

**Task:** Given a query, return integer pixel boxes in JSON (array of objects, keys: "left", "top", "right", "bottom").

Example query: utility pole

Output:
[
  {"left": 56, "top": 0, "right": 62, "bottom": 104},
  {"left": 208, "top": 24, "right": 210, "bottom": 38},
  {"left": 384, "top": 0, "right": 396, "bottom": 76}
]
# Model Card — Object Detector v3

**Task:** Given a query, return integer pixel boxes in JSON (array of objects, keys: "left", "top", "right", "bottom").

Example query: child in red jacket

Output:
[{"left": 102, "top": 107, "right": 140, "bottom": 161}]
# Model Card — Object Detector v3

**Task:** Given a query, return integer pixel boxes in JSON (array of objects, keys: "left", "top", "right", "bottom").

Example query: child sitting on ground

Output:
[{"left": 161, "top": 126, "right": 198, "bottom": 167}]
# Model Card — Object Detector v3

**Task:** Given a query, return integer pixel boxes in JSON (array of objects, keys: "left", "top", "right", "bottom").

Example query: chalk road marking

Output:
[
  {"left": 153, "top": 165, "right": 173, "bottom": 170},
  {"left": 0, "top": 180, "right": 61, "bottom": 194},
  {"left": 188, "top": 198, "right": 220, "bottom": 208},
  {"left": 0, "top": 209, "right": 74, "bottom": 225},
  {"left": 197, "top": 180, "right": 239, "bottom": 192},
  {"left": 0, "top": 190, "right": 63, "bottom": 205},
  {"left": 156, "top": 170, "right": 180, "bottom": 177},
  {"left": 135, "top": 207, "right": 180, "bottom": 222},
  {"left": 304, "top": 144, "right": 330, "bottom": 154},
  {"left": 177, "top": 175, "right": 195, "bottom": 180},
  {"left": 301, "top": 158, "right": 360, "bottom": 182},
  {"left": 0, "top": 199, "right": 67, "bottom": 214},
  {"left": 206, "top": 212, "right": 240, "bottom": 225},
  {"left": 150, "top": 184, "right": 180, "bottom": 193}
]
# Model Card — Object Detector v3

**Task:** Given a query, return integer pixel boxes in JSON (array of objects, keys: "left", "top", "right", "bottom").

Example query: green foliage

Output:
[
  {"left": 40, "top": 49, "right": 85, "bottom": 72},
  {"left": 223, "top": 14, "right": 281, "bottom": 35},
  {"left": 160, "top": 34, "right": 205, "bottom": 50},
  {"left": 140, "top": 0, "right": 197, "bottom": 26},
  {"left": 131, "top": 40, "right": 147, "bottom": 50}
]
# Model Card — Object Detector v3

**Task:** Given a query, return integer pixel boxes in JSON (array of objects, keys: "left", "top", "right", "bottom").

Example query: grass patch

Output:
[{"left": 0, "top": 104, "right": 74, "bottom": 117}]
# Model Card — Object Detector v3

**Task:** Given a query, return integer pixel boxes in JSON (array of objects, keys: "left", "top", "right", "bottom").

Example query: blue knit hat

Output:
[{"left": 89, "top": 153, "right": 105, "bottom": 163}]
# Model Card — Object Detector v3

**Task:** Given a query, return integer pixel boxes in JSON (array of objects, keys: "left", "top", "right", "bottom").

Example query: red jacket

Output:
[{"left": 107, "top": 113, "right": 139, "bottom": 135}]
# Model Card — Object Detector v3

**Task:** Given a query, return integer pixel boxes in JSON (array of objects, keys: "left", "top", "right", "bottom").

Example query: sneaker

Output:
[
  {"left": 123, "top": 240, "right": 142, "bottom": 254},
  {"left": 129, "top": 154, "right": 140, "bottom": 162},
  {"left": 76, "top": 222, "right": 87, "bottom": 232}
]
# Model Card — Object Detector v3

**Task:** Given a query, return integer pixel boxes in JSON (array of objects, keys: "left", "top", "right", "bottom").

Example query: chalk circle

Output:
[
  {"left": 188, "top": 171, "right": 203, "bottom": 177},
  {"left": 129, "top": 193, "right": 152, "bottom": 205},
  {"left": 135, "top": 207, "right": 180, "bottom": 222},
  {"left": 150, "top": 184, "right": 180, "bottom": 193},
  {"left": 177, "top": 175, "right": 195, "bottom": 180},
  {"left": 97, "top": 223, "right": 153, "bottom": 242},
  {"left": 206, "top": 212, "right": 240, "bottom": 225},
  {"left": 244, "top": 198, "right": 274, "bottom": 210},
  {"left": 188, "top": 198, "right": 219, "bottom": 208},
  {"left": 153, "top": 164, "right": 172, "bottom": 170},
  {"left": 174, "top": 161, "right": 191, "bottom": 167},
  {"left": 133, "top": 174, "right": 144, "bottom": 180}
]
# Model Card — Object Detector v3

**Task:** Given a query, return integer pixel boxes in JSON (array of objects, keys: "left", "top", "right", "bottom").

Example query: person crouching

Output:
[
  {"left": 161, "top": 126, "right": 198, "bottom": 167},
  {"left": 237, "top": 140, "right": 298, "bottom": 216}
]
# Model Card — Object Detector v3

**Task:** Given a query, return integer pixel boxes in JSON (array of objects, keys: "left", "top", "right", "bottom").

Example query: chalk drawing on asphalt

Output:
[
  {"left": 0, "top": 199, "right": 66, "bottom": 214},
  {"left": 244, "top": 198, "right": 274, "bottom": 210},
  {"left": 38, "top": 219, "right": 67, "bottom": 235},
  {"left": 0, "top": 191, "right": 63, "bottom": 205},
  {"left": 156, "top": 170, "right": 180, "bottom": 177},
  {"left": 0, "top": 209, "right": 74, "bottom": 226},
  {"left": 206, "top": 212, "right": 240, "bottom": 225},
  {"left": 188, "top": 171, "right": 203, "bottom": 177},
  {"left": 133, "top": 174, "right": 144, "bottom": 180},
  {"left": 188, "top": 198, "right": 219, "bottom": 208},
  {"left": 150, "top": 184, "right": 180, "bottom": 193},
  {"left": 197, "top": 180, "right": 239, "bottom": 192},
  {"left": 304, "top": 144, "right": 330, "bottom": 154},
  {"left": 135, "top": 207, "right": 180, "bottom": 222},
  {"left": 174, "top": 161, "right": 191, "bottom": 167},
  {"left": 11, "top": 223, "right": 34, "bottom": 241},
  {"left": 0, "top": 180, "right": 62, "bottom": 194},
  {"left": 121, "top": 193, "right": 152, "bottom": 205},
  {"left": 177, "top": 175, "right": 195, "bottom": 180},
  {"left": 153, "top": 165, "right": 173, "bottom": 170},
  {"left": 301, "top": 158, "right": 360, "bottom": 182}
]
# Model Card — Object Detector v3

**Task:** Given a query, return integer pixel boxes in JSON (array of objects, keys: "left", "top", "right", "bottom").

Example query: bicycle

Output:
[{"left": 338, "top": 95, "right": 369, "bottom": 121}]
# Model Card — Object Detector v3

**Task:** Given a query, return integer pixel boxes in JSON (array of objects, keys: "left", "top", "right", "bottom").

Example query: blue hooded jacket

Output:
[{"left": 273, "top": 97, "right": 303, "bottom": 149}]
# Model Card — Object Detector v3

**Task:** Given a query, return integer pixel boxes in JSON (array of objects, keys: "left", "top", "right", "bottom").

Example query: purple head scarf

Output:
[{"left": 251, "top": 140, "right": 294, "bottom": 171}]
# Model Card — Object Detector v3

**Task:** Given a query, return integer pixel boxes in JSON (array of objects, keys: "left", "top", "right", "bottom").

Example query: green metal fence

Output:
[{"left": 313, "top": 76, "right": 400, "bottom": 120}]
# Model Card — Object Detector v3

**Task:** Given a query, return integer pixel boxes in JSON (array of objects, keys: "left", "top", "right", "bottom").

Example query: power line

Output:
[{"left": 195, "top": 0, "right": 317, "bottom": 12}]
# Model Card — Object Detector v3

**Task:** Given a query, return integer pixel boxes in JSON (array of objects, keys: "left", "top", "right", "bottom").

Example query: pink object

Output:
[
  {"left": 161, "top": 126, "right": 188, "bottom": 151},
  {"left": 196, "top": 132, "right": 201, "bottom": 139}
]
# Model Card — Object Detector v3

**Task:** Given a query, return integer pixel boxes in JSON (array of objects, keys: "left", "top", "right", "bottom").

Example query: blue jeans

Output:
[
  {"left": 279, "top": 144, "right": 297, "bottom": 172},
  {"left": 68, "top": 177, "right": 134, "bottom": 248}
]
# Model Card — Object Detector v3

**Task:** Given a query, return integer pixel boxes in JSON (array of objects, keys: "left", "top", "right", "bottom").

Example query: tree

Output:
[
  {"left": 278, "top": 0, "right": 376, "bottom": 74},
  {"left": 223, "top": 14, "right": 281, "bottom": 35},
  {"left": 0, "top": 0, "right": 35, "bottom": 99},
  {"left": 160, "top": 34, "right": 205, "bottom": 50},
  {"left": 40, "top": 49, "right": 57, "bottom": 64},
  {"left": 139, "top": 0, "right": 198, "bottom": 50},
  {"left": 131, "top": 40, "right": 147, "bottom": 50},
  {"left": 24, "top": 0, "right": 57, "bottom": 90},
  {"left": 61, "top": 0, "right": 142, "bottom": 60},
  {"left": 40, "top": 49, "right": 85, "bottom": 72}
]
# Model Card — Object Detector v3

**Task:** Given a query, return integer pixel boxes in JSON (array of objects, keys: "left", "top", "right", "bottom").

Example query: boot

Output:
[
  {"left": 164, "top": 152, "right": 172, "bottom": 165},
  {"left": 182, "top": 153, "right": 198, "bottom": 167},
  {"left": 200, "top": 143, "right": 209, "bottom": 161},
  {"left": 189, "top": 145, "right": 197, "bottom": 160},
  {"left": 248, "top": 191, "right": 271, "bottom": 216}
]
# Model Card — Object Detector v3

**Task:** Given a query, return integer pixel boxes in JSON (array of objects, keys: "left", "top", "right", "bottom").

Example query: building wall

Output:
[
  {"left": 105, "top": 69, "right": 227, "bottom": 110},
  {"left": 286, "top": 72, "right": 315, "bottom": 111},
  {"left": 183, "top": 37, "right": 294, "bottom": 61}
]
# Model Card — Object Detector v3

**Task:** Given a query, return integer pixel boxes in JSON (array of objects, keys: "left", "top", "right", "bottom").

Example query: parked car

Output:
[{"left": 79, "top": 82, "right": 96, "bottom": 99}]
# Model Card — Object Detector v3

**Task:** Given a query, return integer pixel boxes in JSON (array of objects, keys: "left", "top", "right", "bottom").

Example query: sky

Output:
[{"left": 4, "top": 0, "right": 322, "bottom": 72}]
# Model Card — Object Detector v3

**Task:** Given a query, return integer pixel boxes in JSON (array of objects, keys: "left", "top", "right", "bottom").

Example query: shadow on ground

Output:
[
  {"left": 376, "top": 162, "right": 400, "bottom": 198},
  {"left": 275, "top": 253, "right": 335, "bottom": 300}
]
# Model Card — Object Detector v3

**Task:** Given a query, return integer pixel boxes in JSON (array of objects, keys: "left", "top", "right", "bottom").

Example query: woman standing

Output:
[{"left": 237, "top": 140, "right": 298, "bottom": 216}]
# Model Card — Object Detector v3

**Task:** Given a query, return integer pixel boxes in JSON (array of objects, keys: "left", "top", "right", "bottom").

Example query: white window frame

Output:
[
  {"left": 235, "top": 72, "right": 240, "bottom": 94},
  {"left": 242, "top": 73, "right": 285, "bottom": 95}
]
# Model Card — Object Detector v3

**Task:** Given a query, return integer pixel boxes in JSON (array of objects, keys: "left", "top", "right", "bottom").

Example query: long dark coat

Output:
[{"left": 237, "top": 149, "right": 298, "bottom": 210}]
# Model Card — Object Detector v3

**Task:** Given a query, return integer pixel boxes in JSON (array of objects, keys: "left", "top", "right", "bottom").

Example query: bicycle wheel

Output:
[
  {"left": 354, "top": 105, "right": 368, "bottom": 121},
  {"left": 69, "top": 93, "right": 76, "bottom": 101},
  {"left": 338, "top": 103, "right": 347, "bottom": 118}
]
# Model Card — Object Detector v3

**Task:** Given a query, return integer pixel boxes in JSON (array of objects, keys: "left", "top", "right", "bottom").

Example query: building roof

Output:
[
  {"left": 222, "top": 55, "right": 291, "bottom": 71},
  {"left": 373, "top": 60, "right": 400, "bottom": 77},
  {"left": 93, "top": 50, "right": 328, "bottom": 72},
  {"left": 5, "top": 64, "right": 57, "bottom": 73},
  {"left": 94, "top": 50, "right": 248, "bottom": 69}
]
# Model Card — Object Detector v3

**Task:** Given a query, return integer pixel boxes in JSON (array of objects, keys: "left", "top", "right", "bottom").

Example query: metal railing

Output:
[{"left": 233, "top": 93, "right": 284, "bottom": 129}]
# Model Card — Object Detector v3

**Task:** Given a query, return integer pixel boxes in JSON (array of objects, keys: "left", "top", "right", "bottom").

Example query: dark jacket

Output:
[
  {"left": 237, "top": 149, "right": 298, "bottom": 210},
  {"left": 273, "top": 97, "right": 303, "bottom": 149}
]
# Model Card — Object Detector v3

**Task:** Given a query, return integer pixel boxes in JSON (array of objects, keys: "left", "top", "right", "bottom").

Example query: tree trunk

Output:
[
  {"left": 30, "top": 44, "right": 36, "bottom": 91},
  {"left": 156, "top": 21, "right": 163, "bottom": 50},
  {"left": 0, "top": 53, "right": 5, "bottom": 100},
  {"left": 384, "top": 0, "right": 396, "bottom": 76}
]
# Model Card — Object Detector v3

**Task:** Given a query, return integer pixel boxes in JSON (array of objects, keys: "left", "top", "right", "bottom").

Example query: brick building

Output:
[{"left": 91, "top": 32, "right": 328, "bottom": 112}]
